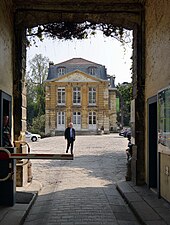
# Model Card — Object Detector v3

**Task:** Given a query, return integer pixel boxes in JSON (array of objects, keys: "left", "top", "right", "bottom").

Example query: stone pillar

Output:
[
  {"left": 14, "top": 27, "right": 29, "bottom": 187},
  {"left": 81, "top": 84, "right": 88, "bottom": 129},
  {"left": 109, "top": 89, "right": 117, "bottom": 131},
  {"left": 66, "top": 84, "right": 72, "bottom": 125},
  {"left": 131, "top": 20, "right": 145, "bottom": 185}
]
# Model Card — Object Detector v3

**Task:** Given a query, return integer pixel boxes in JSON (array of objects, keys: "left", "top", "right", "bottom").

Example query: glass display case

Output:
[{"left": 158, "top": 86, "right": 170, "bottom": 153}]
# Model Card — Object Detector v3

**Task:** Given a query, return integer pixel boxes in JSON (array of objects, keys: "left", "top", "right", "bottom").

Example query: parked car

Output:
[
  {"left": 119, "top": 128, "right": 131, "bottom": 138},
  {"left": 119, "top": 129, "right": 127, "bottom": 136},
  {"left": 25, "top": 131, "right": 41, "bottom": 142}
]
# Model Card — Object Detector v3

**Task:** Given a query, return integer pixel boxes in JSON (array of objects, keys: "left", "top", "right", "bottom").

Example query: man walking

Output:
[{"left": 64, "top": 122, "right": 76, "bottom": 154}]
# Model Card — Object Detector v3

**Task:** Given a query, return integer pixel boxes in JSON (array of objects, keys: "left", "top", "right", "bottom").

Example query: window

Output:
[
  {"left": 57, "top": 67, "right": 66, "bottom": 76},
  {"left": 158, "top": 87, "right": 170, "bottom": 151},
  {"left": 73, "top": 112, "right": 81, "bottom": 124},
  {"left": 88, "top": 67, "right": 97, "bottom": 75},
  {"left": 58, "top": 112, "right": 65, "bottom": 125},
  {"left": 89, "top": 112, "right": 96, "bottom": 125},
  {"left": 73, "top": 87, "right": 81, "bottom": 105},
  {"left": 89, "top": 87, "right": 96, "bottom": 105},
  {"left": 58, "top": 87, "right": 65, "bottom": 105}
]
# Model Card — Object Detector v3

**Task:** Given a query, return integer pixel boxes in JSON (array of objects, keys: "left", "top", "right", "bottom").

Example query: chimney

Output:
[{"left": 49, "top": 61, "right": 54, "bottom": 66}]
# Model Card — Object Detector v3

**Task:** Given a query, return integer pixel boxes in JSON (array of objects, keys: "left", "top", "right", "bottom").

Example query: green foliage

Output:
[
  {"left": 30, "top": 114, "right": 45, "bottom": 137},
  {"left": 27, "top": 22, "right": 131, "bottom": 46},
  {"left": 27, "top": 54, "right": 49, "bottom": 84},
  {"left": 26, "top": 54, "right": 49, "bottom": 132},
  {"left": 116, "top": 82, "right": 132, "bottom": 126}
]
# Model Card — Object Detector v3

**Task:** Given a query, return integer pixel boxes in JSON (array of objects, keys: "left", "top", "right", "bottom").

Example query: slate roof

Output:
[
  {"left": 46, "top": 58, "right": 115, "bottom": 87},
  {"left": 45, "top": 69, "right": 104, "bottom": 83},
  {"left": 55, "top": 58, "right": 101, "bottom": 66}
]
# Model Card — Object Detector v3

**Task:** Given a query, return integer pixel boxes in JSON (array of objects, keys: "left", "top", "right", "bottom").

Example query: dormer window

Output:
[
  {"left": 88, "top": 66, "right": 97, "bottom": 75},
  {"left": 57, "top": 67, "right": 66, "bottom": 76}
]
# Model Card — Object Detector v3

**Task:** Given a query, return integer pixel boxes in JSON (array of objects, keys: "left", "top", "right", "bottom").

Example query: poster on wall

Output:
[{"left": 158, "top": 86, "right": 170, "bottom": 153}]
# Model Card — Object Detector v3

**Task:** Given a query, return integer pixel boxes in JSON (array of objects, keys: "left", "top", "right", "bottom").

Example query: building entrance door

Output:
[
  {"left": 0, "top": 91, "right": 12, "bottom": 146},
  {"left": 57, "top": 112, "right": 65, "bottom": 131},
  {"left": 73, "top": 112, "right": 81, "bottom": 130},
  {"left": 148, "top": 96, "right": 157, "bottom": 191}
]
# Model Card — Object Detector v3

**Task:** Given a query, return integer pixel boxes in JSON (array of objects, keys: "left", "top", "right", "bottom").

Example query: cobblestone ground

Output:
[{"left": 24, "top": 134, "right": 140, "bottom": 225}]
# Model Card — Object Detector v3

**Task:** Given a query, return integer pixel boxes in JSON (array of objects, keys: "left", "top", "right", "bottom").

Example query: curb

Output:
[
  {"left": 116, "top": 182, "right": 145, "bottom": 225},
  {"left": 116, "top": 181, "right": 168, "bottom": 225},
  {"left": 17, "top": 180, "right": 43, "bottom": 225},
  {"left": 19, "top": 191, "right": 38, "bottom": 225}
]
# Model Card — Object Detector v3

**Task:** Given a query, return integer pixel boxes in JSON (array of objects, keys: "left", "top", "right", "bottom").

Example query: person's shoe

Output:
[{"left": 66, "top": 150, "right": 68, "bottom": 153}]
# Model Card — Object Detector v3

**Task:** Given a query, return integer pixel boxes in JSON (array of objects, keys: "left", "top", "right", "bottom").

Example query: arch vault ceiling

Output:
[{"left": 13, "top": 0, "right": 145, "bottom": 29}]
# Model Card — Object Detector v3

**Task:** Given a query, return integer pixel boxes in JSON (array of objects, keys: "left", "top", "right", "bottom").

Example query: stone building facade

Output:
[{"left": 45, "top": 58, "right": 117, "bottom": 135}]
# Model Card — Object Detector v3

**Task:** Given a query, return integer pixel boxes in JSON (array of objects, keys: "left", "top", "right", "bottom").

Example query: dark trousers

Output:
[{"left": 66, "top": 138, "right": 74, "bottom": 154}]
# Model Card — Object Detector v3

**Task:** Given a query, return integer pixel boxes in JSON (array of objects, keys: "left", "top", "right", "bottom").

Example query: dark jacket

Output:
[{"left": 64, "top": 127, "right": 76, "bottom": 141}]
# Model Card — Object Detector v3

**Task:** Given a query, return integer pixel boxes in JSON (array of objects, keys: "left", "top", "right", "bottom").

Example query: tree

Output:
[
  {"left": 26, "top": 54, "right": 49, "bottom": 132},
  {"left": 116, "top": 82, "right": 132, "bottom": 127},
  {"left": 31, "top": 115, "right": 46, "bottom": 137}
]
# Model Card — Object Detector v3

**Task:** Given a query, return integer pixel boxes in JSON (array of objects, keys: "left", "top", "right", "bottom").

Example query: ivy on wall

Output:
[{"left": 27, "top": 21, "right": 131, "bottom": 45}]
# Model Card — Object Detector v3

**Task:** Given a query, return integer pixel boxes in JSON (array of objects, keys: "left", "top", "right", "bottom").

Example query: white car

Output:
[{"left": 25, "top": 131, "right": 41, "bottom": 142}]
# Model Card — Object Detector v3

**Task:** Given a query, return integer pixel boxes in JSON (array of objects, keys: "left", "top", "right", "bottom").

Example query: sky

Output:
[{"left": 26, "top": 30, "right": 133, "bottom": 85}]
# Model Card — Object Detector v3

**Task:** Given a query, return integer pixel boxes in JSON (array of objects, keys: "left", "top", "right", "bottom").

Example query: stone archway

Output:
[{"left": 13, "top": 1, "right": 145, "bottom": 185}]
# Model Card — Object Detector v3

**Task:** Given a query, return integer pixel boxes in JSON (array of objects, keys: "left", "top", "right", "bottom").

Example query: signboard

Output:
[{"left": 158, "top": 86, "right": 170, "bottom": 153}]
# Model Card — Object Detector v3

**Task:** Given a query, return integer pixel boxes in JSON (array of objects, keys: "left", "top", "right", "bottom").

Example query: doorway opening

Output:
[
  {"left": 14, "top": 4, "right": 145, "bottom": 184},
  {"left": 26, "top": 23, "right": 133, "bottom": 136},
  {"left": 148, "top": 96, "right": 157, "bottom": 192},
  {"left": 0, "top": 90, "right": 12, "bottom": 146}
]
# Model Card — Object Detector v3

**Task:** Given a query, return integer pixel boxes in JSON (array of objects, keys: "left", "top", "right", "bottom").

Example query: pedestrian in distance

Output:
[
  {"left": 3, "top": 115, "right": 13, "bottom": 147},
  {"left": 64, "top": 122, "right": 76, "bottom": 155}
]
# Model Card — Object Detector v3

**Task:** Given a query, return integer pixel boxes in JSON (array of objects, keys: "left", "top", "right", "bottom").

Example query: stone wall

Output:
[
  {"left": 145, "top": 0, "right": 170, "bottom": 98},
  {"left": 0, "top": 0, "right": 13, "bottom": 99},
  {"left": 145, "top": 0, "right": 170, "bottom": 200}
]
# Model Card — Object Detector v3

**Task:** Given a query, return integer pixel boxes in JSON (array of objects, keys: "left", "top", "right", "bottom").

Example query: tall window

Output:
[
  {"left": 58, "top": 112, "right": 65, "bottom": 125},
  {"left": 73, "top": 87, "right": 81, "bottom": 105},
  {"left": 73, "top": 112, "right": 81, "bottom": 124},
  {"left": 89, "top": 112, "right": 96, "bottom": 125},
  {"left": 58, "top": 87, "right": 65, "bottom": 105},
  {"left": 88, "top": 66, "right": 97, "bottom": 75},
  {"left": 57, "top": 67, "right": 66, "bottom": 76},
  {"left": 89, "top": 87, "right": 96, "bottom": 105}
]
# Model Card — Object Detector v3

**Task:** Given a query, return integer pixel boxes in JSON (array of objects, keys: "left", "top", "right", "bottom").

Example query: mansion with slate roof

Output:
[{"left": 44, "top": 58, "right": 117, "bottom": 135}]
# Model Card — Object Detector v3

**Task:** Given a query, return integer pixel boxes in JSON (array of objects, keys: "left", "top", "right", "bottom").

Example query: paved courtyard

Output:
[{"left": 23, "top": 134, "right": 140, "bottom": 225}]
